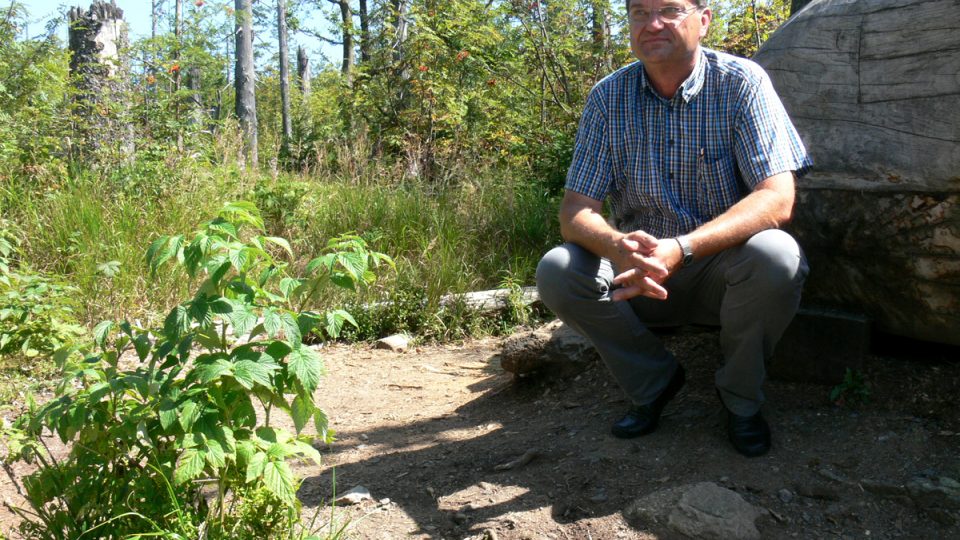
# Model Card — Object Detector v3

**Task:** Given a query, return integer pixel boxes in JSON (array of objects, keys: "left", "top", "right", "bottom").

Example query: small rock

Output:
[
  {"left": 453, "top": 512, "right": 469, "bottom": 525},
  {"left": 926, "top": 508, "right": 957, "bottom": 526},
  {"left": 590, "top": 490, "right": 609, "bottom": 503},
  {"left": 906, "top": 476, "right": 960, "bottom": 510},
  {"left": 335, "top": 485, "right": 372, "bottom": 506},
  {"left": 778, "top": 489, "right": 794, "bottom": 503},
  {"left": 625, "top": 482, "right": 763, "bottom": 540},
  {"left": 379, "top": 498, "right": 391, "bottom": 506},
  {"left": 376, "top": 333, "right": 411, "bottom": 352}
]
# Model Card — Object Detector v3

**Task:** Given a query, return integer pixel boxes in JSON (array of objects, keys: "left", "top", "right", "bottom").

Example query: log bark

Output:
[
  {"left": 234, "top": 0, "right": 258, "bottom": 166},
  {"left": 754, "top": 0, "right": 960, "bottom": 344}
]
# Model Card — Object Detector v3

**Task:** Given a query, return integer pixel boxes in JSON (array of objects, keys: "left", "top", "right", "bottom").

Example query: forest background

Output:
[{"left": 0, "top": 1, "right": 802, "bottom": 536}]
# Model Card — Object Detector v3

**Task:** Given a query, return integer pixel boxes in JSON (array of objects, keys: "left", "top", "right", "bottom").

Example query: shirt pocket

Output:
[{"left": 696, "top": 150, "right": 741, "bottom": 221}]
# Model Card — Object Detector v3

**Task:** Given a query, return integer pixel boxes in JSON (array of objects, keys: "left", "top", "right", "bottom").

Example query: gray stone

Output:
[
  {"left": 625, "top": 482, "right": 762, "bottom": 540},
  {"left": 335, "top": 485, "right": 372, "bottom": 505},
  {"left": 499, "top": 320, "right": 599, "bottom": 378},
  {"left": 375, "top": 333, "right": 411, "bottom": 352},
  {"left": 907, "top": 477, "right": 960, "bottom": 510},
  {"left": 777, "top": 489, "right": 795, "bottom": 504},
  {"left": 769, "top": 308, "right": 869, "bottom": 384}
]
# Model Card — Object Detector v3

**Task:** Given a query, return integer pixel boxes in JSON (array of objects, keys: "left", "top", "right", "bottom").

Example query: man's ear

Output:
[{"left": 699, "top": 9, "right": 712, "bottom": 38}]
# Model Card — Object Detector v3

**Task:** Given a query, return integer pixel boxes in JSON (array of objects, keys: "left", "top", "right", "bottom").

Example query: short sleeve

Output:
[
  {"left": 565, "top": 89, "right": 614, "bottom": 201},
  {"left": 733, "top": 70, "right": 812, "bottom": 188}
]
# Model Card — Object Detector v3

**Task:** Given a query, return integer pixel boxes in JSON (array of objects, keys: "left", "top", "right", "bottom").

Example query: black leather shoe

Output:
[
  {"left": 726, "top": 410, "right": 771, "bottom": 457},
  {"left": 611, "top": 365, "right": 685, "bottom": 439}
]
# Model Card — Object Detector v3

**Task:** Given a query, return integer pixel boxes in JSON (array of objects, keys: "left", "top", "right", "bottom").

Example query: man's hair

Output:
[{"left": 626, "top": 1, "right": 708, "bottom": 9}]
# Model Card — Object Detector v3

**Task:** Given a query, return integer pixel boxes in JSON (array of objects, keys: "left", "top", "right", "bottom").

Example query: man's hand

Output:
[{"left": 610, "top": 233, "right": 682, "bottom": 302}]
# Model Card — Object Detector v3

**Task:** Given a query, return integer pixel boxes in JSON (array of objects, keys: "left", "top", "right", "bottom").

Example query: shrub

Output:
[{"left": 2, "top": 202, "right": 390, "bottom": 538}]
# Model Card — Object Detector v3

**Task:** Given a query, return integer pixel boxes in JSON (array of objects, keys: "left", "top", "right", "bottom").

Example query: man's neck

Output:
[{"left": 644, "top": 48, "right": 700, "bottom": 99}]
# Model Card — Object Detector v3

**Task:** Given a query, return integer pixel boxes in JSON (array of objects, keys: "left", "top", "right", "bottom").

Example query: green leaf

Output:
[
  {"left": 279, "top": 312, "right": 301, "bottom": 345},
  {"left": 192, "top": 357, "right": 233, "bottom": 383},
  {"left": 159, "top": 399, "right": 178, "bottom": 431},
  {"left": 164, "top": 305, "right": 191, "bottom": 341},
  {"left": 228, "top": 246, "right": 249, "bottom": 272},
  {"left": 174, "top": 448, "right": 206, "bottom": 485},
  {"left": 93, "top": 320, "right": 113, "bottom": 349},
  {"left": 132, "top": 333, "right": 151, "bottom": 362},
  {"left": 314, "top": 407, "right": 332, "bottom": 443},
  {"left": 246, "top": 451, "right": 267, "bottom": 483},
  {"left": 279, "top": 277, "right": 301, "bottom": 300},
  {"left": 287, "top": 344, "right": 324, "bottom": 394},
  {"left": 201, "top": 438, "right": 226, "bottom": 469},
  {"left": 263, "top": 308, "right": 281, "bottom": 338},
  {"left": 264, "top": 236, "right": 293, "bottom": 257},
  {"left": 291, "top": 394, "right": 313, "bottom": 434},
  {"left": 325, "top": 309, "right": 358, "bottom": 340},
  {"left": 233, "top": 354, "right": 279, "bottom": 390},
  {"left": 179, "top": 401, "right": 201, "bottom": 432},
  {"left": 226, "top": 300, "right": 258, "bottom": 337}
]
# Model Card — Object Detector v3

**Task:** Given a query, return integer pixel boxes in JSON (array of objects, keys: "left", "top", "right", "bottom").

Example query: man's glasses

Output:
[{"left": 629, "top": 5, "right": 701, "bottom": 26}]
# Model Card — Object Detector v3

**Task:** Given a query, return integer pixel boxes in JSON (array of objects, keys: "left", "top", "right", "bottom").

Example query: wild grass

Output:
[{"left": 2, "top": 145, "right": 560, "bottom": 333}]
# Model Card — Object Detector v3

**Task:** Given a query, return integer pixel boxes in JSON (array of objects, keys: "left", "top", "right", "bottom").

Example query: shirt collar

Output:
[{"left": 638, "top": 47, "right": 707, "bottom": 103}]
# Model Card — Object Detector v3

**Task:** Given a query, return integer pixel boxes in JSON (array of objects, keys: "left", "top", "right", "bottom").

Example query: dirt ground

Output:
[{"left": 2, "top": 326, "right": 959, "bottom": 539}]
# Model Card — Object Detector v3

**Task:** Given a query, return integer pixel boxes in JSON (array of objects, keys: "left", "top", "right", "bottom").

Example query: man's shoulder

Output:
[
  {"left": 590, "top": 61, "right": 644, "bottom": 98},
  {"left": 702, "top": 48, "right": 769, "bottom": 89}
]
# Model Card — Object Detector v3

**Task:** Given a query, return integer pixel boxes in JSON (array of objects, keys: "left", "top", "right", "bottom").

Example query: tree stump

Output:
[
  {"left": 68, "top": 1, "right": 133, "bottom": 160},
  {"left": 754, "top": 0, "right": 960, "bottom": 345}
]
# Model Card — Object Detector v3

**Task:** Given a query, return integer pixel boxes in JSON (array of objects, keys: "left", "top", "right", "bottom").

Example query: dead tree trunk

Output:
[
  {"left": 68, "top": 1, "right": 133, "bottom": 162},
  {"left": 297, "top": 45, "right": 311, "bottom": 97},
  {"left": 277, "top": 0, "right": 293, "bottom": 158},
  {"left": 590, "top": 0, "right": 610, "bottom": 78},
  {"left": 234, "top": 0, "right": 258, "bottom": 166}
]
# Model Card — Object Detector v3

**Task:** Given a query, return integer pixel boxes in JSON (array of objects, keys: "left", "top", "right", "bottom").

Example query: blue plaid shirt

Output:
[{"left": 566, "top": 48, "right": 812, "bottom": 238}]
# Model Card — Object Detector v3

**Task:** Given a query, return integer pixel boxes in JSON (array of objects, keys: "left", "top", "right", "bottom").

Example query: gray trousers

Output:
[{"left": 536, "top": 229, "right": 808, "bottom": 416}]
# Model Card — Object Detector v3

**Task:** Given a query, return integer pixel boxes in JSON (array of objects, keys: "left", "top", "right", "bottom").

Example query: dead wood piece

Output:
[{"left": 494, "top": 448, "right": 541, "bottom": 471}]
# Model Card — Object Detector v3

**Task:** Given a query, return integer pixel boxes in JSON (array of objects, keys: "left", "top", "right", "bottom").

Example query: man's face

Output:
[{"left": 628, "top": 0, "right": 711, "bottom": 68}]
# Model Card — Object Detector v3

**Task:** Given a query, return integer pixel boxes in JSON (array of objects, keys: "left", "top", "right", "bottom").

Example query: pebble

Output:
[
  {"left": 778, "top": 488, "right": 795, "bottom": 503},
  {"left": 453, "top": 511, "right": 469, "bottom": 524}
]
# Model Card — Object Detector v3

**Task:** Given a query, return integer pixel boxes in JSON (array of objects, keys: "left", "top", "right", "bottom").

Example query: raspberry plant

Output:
[{"left": 3, "top": 202, "right": 391, "bottom": 538}]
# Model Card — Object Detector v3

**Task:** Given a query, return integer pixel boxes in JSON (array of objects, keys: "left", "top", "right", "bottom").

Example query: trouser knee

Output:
[
  {"left": 731, "top": 230, "right": 808, "bottom": 295},
  {"left": 536, "top": 243, "right": 604, "bottom": 315}
]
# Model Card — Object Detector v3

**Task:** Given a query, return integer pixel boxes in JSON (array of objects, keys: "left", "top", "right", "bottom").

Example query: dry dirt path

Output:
[
  {"left": 293, "top": 331, "right": 959, "bottom": 540},
  {"left": 3, "top": 329, "right": 958, "bottom": 539}
]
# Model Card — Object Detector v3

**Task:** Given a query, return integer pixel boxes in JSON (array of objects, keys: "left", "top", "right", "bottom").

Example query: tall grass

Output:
[{"left": 2, "top": 143, "right": 560, "bottom": 332}]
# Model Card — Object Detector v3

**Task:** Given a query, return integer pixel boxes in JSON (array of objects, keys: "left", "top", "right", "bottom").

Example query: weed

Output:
[{"left": 830, "top": 368, "right": 871, "bottom": 407}]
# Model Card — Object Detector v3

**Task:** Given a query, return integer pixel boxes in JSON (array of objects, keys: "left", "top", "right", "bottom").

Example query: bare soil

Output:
[{"left": 3, "top": 326, "right": 959, "bottom": 539}]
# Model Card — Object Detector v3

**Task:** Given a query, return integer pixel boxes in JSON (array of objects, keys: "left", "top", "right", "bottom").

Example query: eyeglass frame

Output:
[{"left": 628, "top": 4, "right": 704, "bottom": 26}]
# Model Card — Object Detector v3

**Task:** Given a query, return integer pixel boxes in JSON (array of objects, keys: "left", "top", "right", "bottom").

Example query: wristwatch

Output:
[{"left": 675, "top": 235, "right": 694, "bottom": 267}]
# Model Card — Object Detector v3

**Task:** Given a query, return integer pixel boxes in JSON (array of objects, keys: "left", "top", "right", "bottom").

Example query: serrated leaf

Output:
[
  {"left": 263, "top": 308, "right": 281, "bottom": 338},
  {"left": 337, "top": 251, "right": 367, "bottom": 282},
  {"left": 325, "top": 309, "right": 358, "bottom": 340},
  {"left": 246, "top": 451, "right": 267, "bottom": 483},
  {"left": 287, "top": 345, "right": 323, "bottom": 394},
  {"left": 201, "top": 438, "right": 226, "bottom": 469},
  {"left": 264, "top": 236, "right": 293, "bottom": 258},
  {"left": 314, "top": 407, "right": 332, "bottom": 443},
  {"left": 226, "top": 300, "right": 259, "bottom": 337},
  {"left": 279, "top": 312, "right": 301, "bottom": 345},
  {"left": 92, "top": 320, "right": 113, "bottom": 349},
  {"left": 179, "top": 401, "right": 201, "bottom": 432},
  {"left": 279, "top": 277, "right": 301, "bottom": 300},
  {"left": 174, "top": 449, "right": 205, "bottom": 485},
  {"left": 228, "top": 246, "right": 249, "bottom": 272},
  {"left": 159, "top": 399, "right": 178, "bottom": 431},
  {"left": 293, "top": 439, "right": 323, "bottom": 466},
  {"left": 132, "top": 333, "right": 151, "bottom": 362},
  {"left": 291, "top": 394, "right": 313, "bottom": 434},
  {"left": 192, "top": 357, "right": 233, "bottom": 383},
  {"left": 233, "top": 355, "right": 279, "bottom": 390},
  {"left": 164, "top": 305, "right": 191, "bottom": 341}
]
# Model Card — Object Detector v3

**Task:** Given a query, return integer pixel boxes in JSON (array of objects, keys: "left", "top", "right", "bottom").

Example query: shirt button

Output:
[
  {"left": 668, "top": 139, "right": 675, "bottom": 146},
  {"left": 668, "top": 172, "right": 674, "bottom": 180}
]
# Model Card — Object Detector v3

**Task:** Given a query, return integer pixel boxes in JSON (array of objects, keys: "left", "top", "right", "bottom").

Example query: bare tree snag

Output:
[
  {"left": 67, "top": 1, "right": 133, "bottom": 161},
  {"left": 358, "top": 0, "right": 371, "bottom": 63},
  {"left": 277, "top": 0, "right": 293, "bottom": 158},
  {"left": 754, "top": 0, "right": 960, "bottom": 345},
  {"left": 234, "top": 0, "right": 258, "bottom": 166},
  {"left": 297, "top": 45, "right": 311, "bottom": 97}
]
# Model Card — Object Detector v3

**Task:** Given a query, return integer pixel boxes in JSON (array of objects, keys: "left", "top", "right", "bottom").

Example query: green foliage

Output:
[
  {"left": 704, "top": 0, "right": 791, "bottom": 58},
  {"left": 0, "top": 220, "right": 85, "bottom": 362},
  {"left": 3, "top": 202, "right": 387, "bottom": 538},
  {"left": 830, "top": 368, "right": 871, "bottom": 407}
]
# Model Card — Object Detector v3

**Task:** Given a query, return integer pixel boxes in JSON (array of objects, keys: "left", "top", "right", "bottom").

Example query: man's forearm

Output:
[{"left": 684, "top": 172, "right": 796, "bottom": 260}]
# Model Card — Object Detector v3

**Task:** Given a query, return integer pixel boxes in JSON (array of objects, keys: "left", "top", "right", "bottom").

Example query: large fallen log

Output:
[{"left": 754, "top": 0, "right": 960, "bottom": 345}]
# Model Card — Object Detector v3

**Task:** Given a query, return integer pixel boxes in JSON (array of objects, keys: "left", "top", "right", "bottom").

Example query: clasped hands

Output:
[{"left": 610, "top": 230, "right": 682, "bottom": 302}]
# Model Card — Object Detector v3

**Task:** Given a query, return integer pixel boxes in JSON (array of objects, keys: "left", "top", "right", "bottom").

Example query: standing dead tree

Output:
[{"left": 68, "top": 1, "right": 133, "bottom": 162}]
